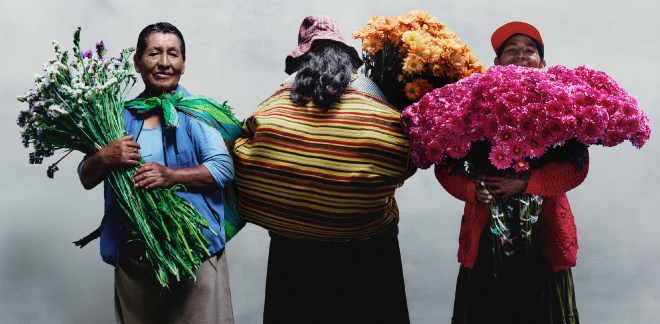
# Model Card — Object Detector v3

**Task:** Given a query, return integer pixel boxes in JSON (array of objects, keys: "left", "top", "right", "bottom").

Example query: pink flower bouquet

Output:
[
  {"left": 401, "top": 64, "right": 651, "bottom": 268},
  {"left": 401, "top": 65, "right": 650, "bottom": 171}
]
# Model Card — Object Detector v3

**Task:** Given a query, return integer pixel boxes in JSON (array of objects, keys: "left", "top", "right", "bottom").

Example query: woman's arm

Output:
[
  {"left": 482, "top": 149, "right": 590, "bottom": 198},
  {"left": 434, "top": 163, "right": 478, "bottom": 204},
  {"left": 525, "top": 149, "right": 589, "bottom": 196}
]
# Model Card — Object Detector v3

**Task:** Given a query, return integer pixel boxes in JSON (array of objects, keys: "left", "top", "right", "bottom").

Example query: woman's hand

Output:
[
  {"left": 475, "top": 181, "right": 493, "bottom": 204},
  {"left": 482, "top": 176, "right": 528, "bottom": 198},
  {"left": 133, "top": 163, "right": 216, "bottom": 190},
  {"left": 133, "top": 162, "right": 174, "bottom": 189},
  {"left": 80, "top": 136, "right": 140, "bottom": 189},
  {"left": 98, "top": 135, "right": 141, "bottom": 168}
]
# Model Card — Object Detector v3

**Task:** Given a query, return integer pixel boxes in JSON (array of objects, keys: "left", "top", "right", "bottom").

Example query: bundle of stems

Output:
[
  {"left": 488, "top": 192, "right": 542, "bottom": 271},
  {"left": 17, "top": 28, "right": 213, "bottom": 288}
]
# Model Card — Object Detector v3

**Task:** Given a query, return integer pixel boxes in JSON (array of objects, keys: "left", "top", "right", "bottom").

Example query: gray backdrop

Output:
[{"left": 1, "top": 0, "right": 659, "bottom": 323}]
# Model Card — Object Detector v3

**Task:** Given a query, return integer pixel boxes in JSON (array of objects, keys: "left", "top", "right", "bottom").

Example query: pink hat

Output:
[{"left": 285, "top": 15, "right": 363, "bottom": 74}]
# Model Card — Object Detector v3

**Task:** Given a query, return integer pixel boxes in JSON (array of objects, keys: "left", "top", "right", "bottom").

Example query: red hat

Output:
[
  {"left": 491, "top": 21, "right": 544, "bottom": 53},
  {"left": 285, "top": 15, "right": 363, "bottom": 74}
]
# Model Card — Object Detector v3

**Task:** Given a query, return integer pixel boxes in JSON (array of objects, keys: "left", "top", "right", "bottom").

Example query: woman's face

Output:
[
  {"left": 494, "top": 34, "right": 546, "bottom": 69},
  {"left": 134, "top": 32, "right": 185, "bottom": 95}
]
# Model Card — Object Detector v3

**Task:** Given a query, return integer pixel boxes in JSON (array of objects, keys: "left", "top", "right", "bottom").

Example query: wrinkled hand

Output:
[
  {"left": 482, "top": 176, "right": 528, "bottom": 198},
  {"left": 133, "top": 162, "right": 174, "bottom": 189},
  {"left": 98, "top": 135, "right": 141, "bottom": 169}
]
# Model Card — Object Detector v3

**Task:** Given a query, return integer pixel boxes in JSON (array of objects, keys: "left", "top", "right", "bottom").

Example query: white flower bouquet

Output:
[{"left": 17, "top": 28, "right": 215, "bottom": 289}]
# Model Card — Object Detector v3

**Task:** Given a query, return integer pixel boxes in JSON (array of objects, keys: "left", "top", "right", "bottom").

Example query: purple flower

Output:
[{"left": 96, "top": 41, "right": 106, "bottom": 58}]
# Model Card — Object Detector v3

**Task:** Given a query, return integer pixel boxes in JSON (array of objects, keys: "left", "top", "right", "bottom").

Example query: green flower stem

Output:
[{"left": 488, "top": 191, "right": 542, "bottom": 271}]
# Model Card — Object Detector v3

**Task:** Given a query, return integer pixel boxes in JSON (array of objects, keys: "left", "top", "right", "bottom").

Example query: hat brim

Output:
[
  {"left": 285, "top": 36, "right": 363, "bottom": 74},
  {"left": 491, "top": 21, "right": 543, "bottom": 53}
]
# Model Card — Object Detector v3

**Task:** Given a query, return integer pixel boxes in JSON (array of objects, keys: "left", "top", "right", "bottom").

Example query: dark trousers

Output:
[{"left": 263, "top": 231, "right": 410, "bottom": 324}]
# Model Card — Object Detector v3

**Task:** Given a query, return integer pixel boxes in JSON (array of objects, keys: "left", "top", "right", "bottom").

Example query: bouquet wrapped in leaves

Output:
[
  {"left": 352, "top": 10, "right": 486, "bottom": 108},
  {"left": 401, "top": 64, "right": 651, "bottom": 267},
  {"left": 16, "top": 28, "right": 243, "bottom": 288}
]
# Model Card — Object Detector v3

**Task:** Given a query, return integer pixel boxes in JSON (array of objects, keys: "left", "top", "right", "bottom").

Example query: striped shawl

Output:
[{"left": 234, "top": 85, "right": 416, "bottom": 240}]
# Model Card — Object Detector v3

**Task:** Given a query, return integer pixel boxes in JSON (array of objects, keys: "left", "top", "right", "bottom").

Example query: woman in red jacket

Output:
[{"left": 438, "top": 22, "right": 588, "bottom": 324}]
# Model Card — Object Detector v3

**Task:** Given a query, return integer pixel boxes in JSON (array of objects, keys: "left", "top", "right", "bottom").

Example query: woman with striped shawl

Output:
[{"left": 234, "top": 15, "right": 416, "bottom": 324}]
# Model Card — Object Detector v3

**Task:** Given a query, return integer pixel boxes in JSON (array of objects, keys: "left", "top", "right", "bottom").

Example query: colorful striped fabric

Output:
[{"left": 234, "top": 84, "right": 416, "bottom": 240}]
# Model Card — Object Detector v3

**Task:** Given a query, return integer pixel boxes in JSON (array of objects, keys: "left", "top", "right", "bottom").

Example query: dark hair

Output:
[
  {"left": 136, "top": 22, "right": 186, "bottom": 61},
  {"left": 496, "top": 33, "right": 544, "bottom": 60},
  {"left": 290, "top": 40, "right": 353, "bottom": 111}
]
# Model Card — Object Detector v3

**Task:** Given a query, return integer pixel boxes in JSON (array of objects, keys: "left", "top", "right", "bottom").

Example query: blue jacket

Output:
[{"left": 78, "top": 86, "right": 235, "bottom": 266}]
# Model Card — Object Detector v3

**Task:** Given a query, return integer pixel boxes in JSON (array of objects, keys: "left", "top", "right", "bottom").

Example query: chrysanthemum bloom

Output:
[
  {"left": 526, "top": 138, "right": 547, "bottom": 158},
  {"left": 378, "top": 17, "right": 394, "bottom": 32},
  {"left": 389, "top": 24, "right": 407, "bottom": 43},
  {"left": 559, "top": 115, "right": 578, "bottom": 135},
  {"left": 507, "top": 142, "right": 526, "bottom": 161},
  {"left": 483, "top": 115, "right": 499, "bottom": 138},
  {"left": 404, "top": 78, "right": 433, "bottom": 101},
  {"left": 498, "top": 112, "right": 518, "bottom": 128},
  {"left": 409, "top": 39, "right": 432, "bottom": 59},
  {"left": 398, "top": 12, "right": 416, "bottom": 25},
  {"left": 363, "top": 36, "right": 384, "bottom": 56},
  {"left": 489, "top": 147, "right": 512, "bottom": 170},
  {"left": 402, "top": 55, "right": 424, "bottom": 75},
  {"left": 416, "top": 78, "right": 433, "bottom": 94},
  {"left": 516, "top": 116, "right": 535, "bottom": 139},
  {"left": 437, "top": 39, "right": 460, "bottom": 60},
  {"left": 369, "top": 15, "right": 391, "bottom": 33},
  {"left": 544, "top": 118, "right": 566, "bottom": 143},
  {"left": 447, "top": 140, "right": 471, "bottom": 159},
  {"left": 404, "top": 81, "right": 422, "bottom": 101},
  {"left": 409, "top": 9, "right": 436, "bottom": 24},
  {"left": 513, "top": 159, "right": 530, "bottom": 172},
  {"left": 497, "top": 126, "right": 516, "bottom": 144},
  {"left": 546, "top": 100, "right": 567, "bottom": 118},
  {"left": 632, "top": 124, "right": 651, "bottom": 148},
  {"left": 449, "top": 51, "right": 465, "bottom": 67},
  {"left": 576, "top": 105, "right": 608, "bottom": 143},
  {"left": 534, "top": 127, "right": 555, "bottom": 147},
  {"left": 402, "top": 31, "right": 422, "bottom": 46},
  {"left": 602, "top": 128, "right": 624, "bottom": 146},
  {"left": 428, "top": 45, "right": 443, "bottom": 63}
]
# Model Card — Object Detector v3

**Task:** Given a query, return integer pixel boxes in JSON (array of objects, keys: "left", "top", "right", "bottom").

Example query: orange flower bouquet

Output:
[{"left": 353, "top": 10, "right": 486, "bottom": 109}]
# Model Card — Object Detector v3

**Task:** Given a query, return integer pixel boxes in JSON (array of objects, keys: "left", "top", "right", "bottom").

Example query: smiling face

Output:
[
  {"left": 134, "top": 32, "right": 185, "bottom": 96},
  {"left": 494, "top": 34, "right": 546, "bottom": 69}
]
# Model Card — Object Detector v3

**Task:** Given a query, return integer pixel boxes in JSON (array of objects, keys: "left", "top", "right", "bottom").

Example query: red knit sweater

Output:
[{"left": 435, "top": 151, "right": 589, "bottom": 272}]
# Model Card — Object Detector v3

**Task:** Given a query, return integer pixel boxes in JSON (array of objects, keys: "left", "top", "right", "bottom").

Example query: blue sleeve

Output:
[
  {"left": 77, "top": 155, "right": 89, "bottom": 186},
  {"left": 189, "top": 118, "right": 235, "bottom": 189}
]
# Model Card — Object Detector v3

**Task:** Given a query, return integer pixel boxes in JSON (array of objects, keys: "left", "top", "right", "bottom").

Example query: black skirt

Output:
[
  {"left": 263, "top": 230, "right": 410, "bottom": 324},
  {"left": 452, "top": 225, "right": 579, "bottom": 324}
]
